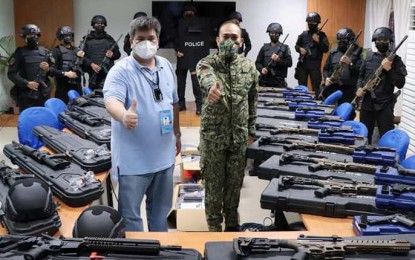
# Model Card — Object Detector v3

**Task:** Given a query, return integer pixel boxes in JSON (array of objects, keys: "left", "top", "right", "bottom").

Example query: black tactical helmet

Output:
[
  {"left": 133, "top": 11, "right": 147, "bottom": 19},
  {"left": 73, "top": 205, "right": 125, "bottom": 238},
  {"left": 372, "top": 27, "right": 394, "bottom": 42},
  {"left": 183, "top": 3, "right": 196, "bottom": 13},
  {"left": 91, "top": 15, "right": 107, "bottom": 26},
  {"left": 20, "top": 24, "right": 41, "bottom": 38},
  {"left": 266, "top": 23, "right": 283, "bottom": 35},
  {"left": 229, "top": 11, "right": 243, "bottom": 22},
  {"left": 306, "top": 12, "right": 321, "bottom": 23},
  {"left": 56, "top": 26, "right": 74, "bottom": 40},
  {"left": 336, "top": 28, "right": 355, "bottom": 41},
  {"left": 5, "top": 178, "right": 55, "bottom": 222}
]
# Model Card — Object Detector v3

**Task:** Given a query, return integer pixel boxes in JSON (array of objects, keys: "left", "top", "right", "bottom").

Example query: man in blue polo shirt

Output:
[{"left": 103, "top": 16, "right": 181, "bottom": 231}]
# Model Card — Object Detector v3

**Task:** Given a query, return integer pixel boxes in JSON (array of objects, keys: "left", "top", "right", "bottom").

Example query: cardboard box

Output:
[
  {"left": 181, "top": 148, "right": 200, "bottom": 182},
  {"left": 168, "top": 183, "right": 209, "bottom": 231}
]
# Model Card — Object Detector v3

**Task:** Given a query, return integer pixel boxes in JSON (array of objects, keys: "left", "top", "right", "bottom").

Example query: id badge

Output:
[{"left": 160, "top": 109, "right": 173, "bottom": 135}]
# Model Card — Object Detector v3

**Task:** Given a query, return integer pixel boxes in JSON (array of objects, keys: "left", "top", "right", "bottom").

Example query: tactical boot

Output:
[
  {"left": 196, "top": 103, "right": 202, "bottom": 115},
  {"left": 179, "top": 101, "right": 186, "bottom": 111}
]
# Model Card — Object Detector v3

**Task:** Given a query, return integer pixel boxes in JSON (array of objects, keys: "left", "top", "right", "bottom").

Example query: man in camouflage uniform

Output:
[{"left": 196, "top": 21, "right": 259, "bottom": 232}]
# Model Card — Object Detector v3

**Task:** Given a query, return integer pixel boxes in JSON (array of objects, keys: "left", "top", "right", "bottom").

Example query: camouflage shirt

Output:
[{"left": 196, "top": 53, "right": 259, "bottom": 146}]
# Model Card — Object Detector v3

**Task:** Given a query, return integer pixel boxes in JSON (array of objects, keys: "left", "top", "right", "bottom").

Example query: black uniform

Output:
[
  {"left": 238, "top": 28, "right": 252, "bottom": 56},
  {"left": 255, "top": 42, "right": 292, "bottom": 88},
  {"left": 83, "top": 31, "right": 121, "bottom": 90},
  {"left": 295, "top": 30, "right": 329, "bottom": 94},
  {"left": 49, "top": 45, "right": 82, "bottom": 103},
  {"left": 322, "top": 44, "right": 363, "bottom": 103},
  {"left": 8, "top": 46, "right": 52, "bottom": 112},
  {"left": 357, "top": 51, "right": 407, "bottom": 144}
]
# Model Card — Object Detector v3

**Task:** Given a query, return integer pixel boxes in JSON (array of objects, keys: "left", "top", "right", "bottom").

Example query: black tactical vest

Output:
[
  {"left": 85, "top": 35, "right": 113, "bottom": 64},
  {"left": 21, "top": 47, "right": 48, "bottom": 81},
  {"left": 58, "top": 45, "right": 76, "bottom": 71}
]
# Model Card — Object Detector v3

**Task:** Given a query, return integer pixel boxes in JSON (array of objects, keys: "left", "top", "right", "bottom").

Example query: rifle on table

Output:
[
  {"left": 0, "top": 161, "right": 35, "bottom": 187},
  {"left": 298, "top": 19, "right": 328, "bottom": 63},
  {"left": 67, "top": 111, "right": 104, "bottom": 126},
  {"left": 12, "top": 141, "right": 70, "bottom": 170},
  {"left": 351, "top": 35, "right": 408, "bottom": 110},
  {"left": 89, "top": 33, "right": 123, "bottom": 88},
  {"left": 265, "top": 33, "right": 289, "bottom": 77},
  {"left": 258, "top": 136, "right": 355, "bottom": 154},
  {"left": 319, "top": 30, "right": 362, "bottom": 99},
  {"left": 0, "top": 234, "right": 182, "bottom": 259},
  {"left": 256, "top": 123, "right": 320, "bottom": 135},
  {"left": 279, "top": 175, "right": 377, "bottom": 198},
  {"left": 233, "top": 235, "right": 415, "bottom": 258},
  {"left": 390, "top": 183, "right": 415, "bottom": 196},
  {"left": 360, "top": 213, "right": 415, "bottom": 228},
  {"left": 279, "top": 153, "right": 379, "bottom": 174},
  {"left": 69, "top": 30, "right": 90, "bottom": 85}
]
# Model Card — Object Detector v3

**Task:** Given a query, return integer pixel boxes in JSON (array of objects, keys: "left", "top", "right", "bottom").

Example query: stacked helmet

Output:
[
  {"left": 306, "top": 12, "right": 321, "bottom": 23},
  {"left": 73, "top": 205, "right": 125, "bottom": 238},
  {"left": 372, "top": 27, "right": 394, "bottom": 42},
  {"left": 20, "top": 24, "right": 41, "bottom": 38},
  {"left": 56, "top": 26, "right": 74, "bottom": 40},
  {"left": 91, "top": 15, "right": 107, "bottom": 26},
  {"left": 5, "top": 178, "right": 55, "bottom": 222},
  {"left": 228, "top": 11, "right": 243, "bottom": 22},
  {"left": 266, "top": 23, "right": 283, "bottom": 35},
  {"left": 336, "top": 28, "right": 355, "bottom": 41}
]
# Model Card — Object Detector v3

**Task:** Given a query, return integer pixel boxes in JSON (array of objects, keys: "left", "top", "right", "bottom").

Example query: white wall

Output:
[
  {"left": 0, "top": 0, "right": 15, "bottom": 112},
  {"left": 73, "top": 0, "right": 307, "bottom": 101}
]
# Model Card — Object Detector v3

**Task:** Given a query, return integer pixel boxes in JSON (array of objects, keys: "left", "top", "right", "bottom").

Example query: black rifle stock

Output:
[
  {"left": 279, "top": 153, "right": 378, "bottom": 174},
  {"left": 351, "top": 35, "right": 408, "bottom": 109},
  {"left": 12, "top": 141, "right": 70, "bottom": 170},
  {"left": 89, "top": 33, "right": 123, "bottom": 87},
  {"left": 279, "top": 175, "right": 377, "bottom": 198},
  {"left": 0, "top": 235, "right": 182, "bottom": 259},
  {"left": 298, "top": 19, "right": 328, "bottom": 63},
  {"left": 265, "top": 33, "right": 289, "bottom": 77},
  {"left": 234, "top": 235, "right": 414, "bottom": 259},
  {"left": 0, "top": 161, "right": 35, "bottom": 186}
]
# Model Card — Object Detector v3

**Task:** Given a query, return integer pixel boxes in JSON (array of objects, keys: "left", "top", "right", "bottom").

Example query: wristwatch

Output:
[{"left": 175, "top": 132, "right": 182, "bottom": 138}]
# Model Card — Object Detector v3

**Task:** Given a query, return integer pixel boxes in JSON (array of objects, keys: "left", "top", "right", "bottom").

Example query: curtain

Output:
[
  {"left": 365, "top": 0, "right": 392, "bottom": 49},
  {"left": 393, "top": 0, "right": 410, "bottom": 62}
]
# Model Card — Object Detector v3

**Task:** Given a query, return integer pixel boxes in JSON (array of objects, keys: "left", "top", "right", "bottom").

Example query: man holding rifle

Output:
[
  {"left": 83, "top": 15, "right": 121, "bottom": 90},
  {"left": 255, "top": 22, "right": 292, "bottom": 88},
  {"left": 355, "top": 27, "right": 407, "bottom": 144},
  {"left": 321, "top": 28, "right": 363, "bottom": 104},
  {"left": 294, "top": 12, "right": 329, "bottom": 96}
]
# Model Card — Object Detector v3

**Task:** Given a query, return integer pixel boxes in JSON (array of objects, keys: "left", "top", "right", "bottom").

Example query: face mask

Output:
[
  {"left": 63, "top": 35, "right": 73, "bottom": 44},
  {"left": 184, "top": 13, "right": 195, "bottom": 18},
  {"left": 218, "top": 39, "right": 239, "bottom": 60},
  {"left": 376, "top": 42, "right": 389, "bottom": 53},
  {"left": 133, "top": 40, "right": 158, "bottom": 59},
  {"left": 26, "top": 37, "right": 39, "bottom": 47},
  {"left": 93, "top": 25, "right": 105, "bottom": 34},
  {"left": 308, "top": 23, "right": 318, "bottom": 32},
  {"left": 270, "top": 35, "right": 279, "bottom": 43},
  {"left": 338, "top": 41, "right": 348, "bottom": 52}
]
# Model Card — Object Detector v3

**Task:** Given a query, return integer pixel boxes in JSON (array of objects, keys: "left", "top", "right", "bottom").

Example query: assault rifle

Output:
[
  {"left": 265, "top": 33, "right": 289, "bottom": 77},
  {"left": 279, "top": 153, "right": 379, "bottom": 174},
  {"left": 390, "top": 183, "right": 415, "bottom": 196},
  {"left": 256, "top": 124, "right": 319, "bottom": 135},
  {"left": 0, "top": 161, "right": 35, "bottom": 186},
  {"left": 319, "top": 30, "right": 362, "bottom": 99},
  {"left": 264, "top": 99, "right": 316, "bottom": 107},
  {"left": 279, "top": 175, "right": 377, "bottom": 198},
  {"left": 12, "top": 141, "right": 70, "bottom": 170},
  {"left": 361, "top": 213, "right": 415, "bottom": 228},
  {"left": 351, "top": 35, "right": 408, "bottom": 109},
  {"left": 233, "top": 235, "right": 415, "bottom": 258},
  {"left": 0, "top": 234, "right": 182, "bottom": 259},
  {"left": 298, "top": 19, "right": 328, "bottom": 63},
  {"left": 258, "top": 136, "right": 355, "bottom": 154},
  {"left": 67, "top": 111, "right": 104, "bottom": 126},
  {"left": 30, "top": 50, "right": 53, "bottom": 99},
  {"left": 69, "top": 30, "right": 90, "bottom": 85},
  {"left": 89, "top": 33, "right": 123, "bottom": 87}
]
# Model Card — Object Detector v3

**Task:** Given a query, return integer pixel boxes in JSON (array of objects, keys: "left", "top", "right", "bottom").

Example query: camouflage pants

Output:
[{"left": 199, "top": 139, "right": 247, "bottom": 231}]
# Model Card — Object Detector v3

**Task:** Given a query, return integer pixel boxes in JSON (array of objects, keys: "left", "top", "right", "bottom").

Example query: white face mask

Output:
[{"left": 133, "top": 40, "right": 158, "bottom": 59}]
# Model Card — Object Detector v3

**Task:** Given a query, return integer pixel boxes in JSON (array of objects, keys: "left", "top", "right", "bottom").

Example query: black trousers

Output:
[
  {"left": 55, "top": 79, "right": 82, "bottom": 104},
  {"left": 295, "top": 63, "right": 322, "bottom": 96},
  {"left": 176, "top": 68, "right": 202, "bottom": 106},
  {"left": 360, "top": 105, "right": 394, "bottom": 144}
]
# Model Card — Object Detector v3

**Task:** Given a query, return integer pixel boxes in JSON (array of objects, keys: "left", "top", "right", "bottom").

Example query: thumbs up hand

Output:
[
  {"left": 208, "top": 82, "right": 222, "bottom": 104},
  {"left": 122, "top": 99, "right": 138, "bottom": 129}
]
